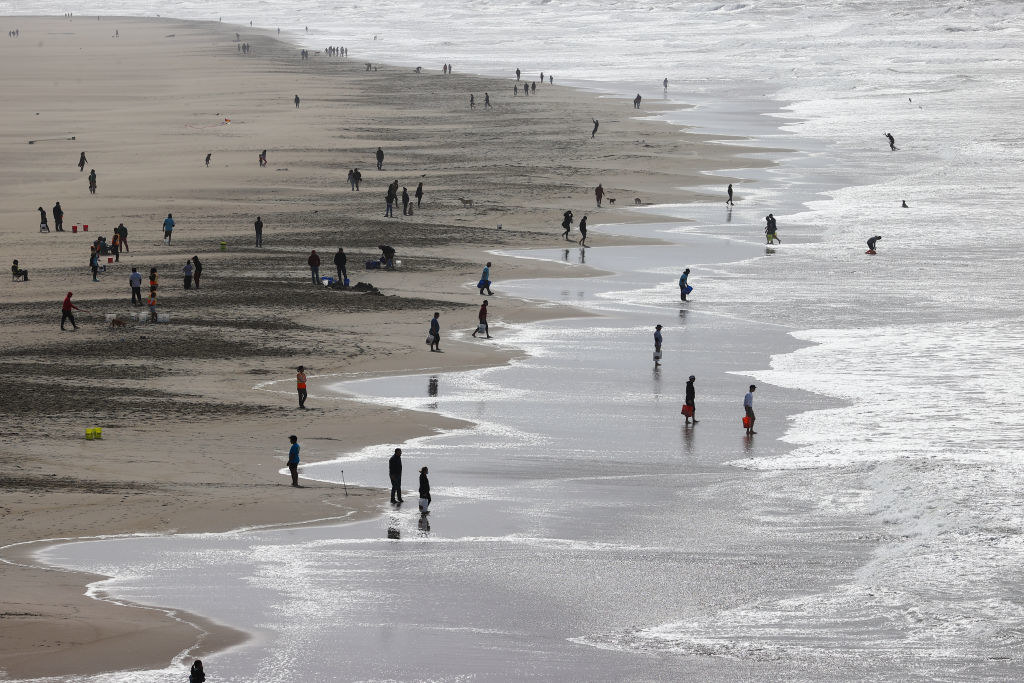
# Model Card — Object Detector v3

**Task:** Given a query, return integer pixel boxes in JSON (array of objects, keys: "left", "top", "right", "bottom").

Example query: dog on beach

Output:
[
  {"left": 110, "top": 318, "right": 127, "bottom": 328},
  {"left": 634, "top": 198, "right": 642, "bottom": 205},
  {"left": 458, "top": 197, "right": 474, "bottom": 207},
  {"left": 608, "top": 198, "right": 616, "bottom": 205}
]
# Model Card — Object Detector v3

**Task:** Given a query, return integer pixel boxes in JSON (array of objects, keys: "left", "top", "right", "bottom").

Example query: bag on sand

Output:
[
  {"left": 426, "top": 333, "right": 436, "bottom": 345},
  {"left": 653, "top": 350, "right": 662, "bottom": 361},
  {"left": 477, "top": 279, "right": 490, "bottom": 289},
  {"left": 476, "top": 324, "right": 486, "bottom": 333},
  {"left": 681, "top": 405, "right": 694, "bottom": 417},
  {"left": 742, "top": 416, "right": 752, "bottom": 429}
]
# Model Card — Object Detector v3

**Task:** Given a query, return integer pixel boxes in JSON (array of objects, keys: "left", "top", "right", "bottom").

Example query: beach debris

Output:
[{"left": 28, "top": 135, "right": 76, "bottom": 144}]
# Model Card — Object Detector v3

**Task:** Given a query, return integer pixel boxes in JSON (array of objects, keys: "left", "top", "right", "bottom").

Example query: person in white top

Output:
[{"left": 744, "top": 384, "right": 757, "bottom": 435}]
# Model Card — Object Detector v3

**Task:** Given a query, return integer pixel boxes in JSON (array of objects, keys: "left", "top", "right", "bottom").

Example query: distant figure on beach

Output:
[
  {"left": 867, "top": 235, "right": 881, "bottom": 253},
  {"left": 901, "top": 200, "right": 909, "bottom": 208},
  {"left": 479, "top": 261, "right": 493, "bottom": 295},
  {"left": 549, "top": 75, "right": 553, "bottom": 84},
  {"left": 334, "top": 247, "right": 347, "bottom": 283},
  {"left": 679, "top": 268, "right": 690, "bottom": 301},
  {"left": 89, "top": 248, "right": 99, "bottom": 281},
  {"left": 254, "top": 215, "right": 263, "bottom": 247},
  {"left": 308, "top": 250, "right": 320, "bottom": 284},
  {"left": 389, "top": 448, "right": 403, "bottom": 503},
  {"left": 472, "top": 300, "right": 491, "bottom": 338},
  {"left": 515, "top": 67, "right": 521, "bottom": 81},
  {"left": 116, "top": 222, "right": 129, "bottom": 252},
  {"left": 484, "top": 92, "right": 491, "bottom": 108},
  {"left": 470, "top": 93, "right": 475, "bottom": 109},
  {"left": 296, "top": 366, "right": 307, "bottom": 409},
  {"left": 443, "top": 63, "right": 447, "bottom": 74},
  {"left": 744, "top": 385, "right": 757, "bottom": 435},
  {"left": 162, "top": 213, "right": 174, "bottom": 244},
  {"left": 52, "top": 201, "right": 64, "bottom": 231},
  {"left": 663, "top": 77, "right": 668, "bottom": 90},
  {"left": 189, "top": 659, "right": 206, "bottom": 683},
  {"left": 11, "top": 260, "right": 28, "bottom": 281},
  {"left": 633, "top": 93, "right": 642, "bottom": 109},
  {"left": 531, "top": 81, "right": 536, "bottom": 94},
  {"left": 727, "top": 183, "right": 734, "bottom": 205},
  {"left": 885, "top": 132, "right": 896, "bottom": 151},
  {"left": 415, "top": 181, "right": 424, "bottom": 207},
  {"left": 38, "top": 206, "right": 48, "bottom": 231},
  {"left": 379, "top": 244, "right": 396, "bottom": 269},
  {"left": 61, "top": 291, "right": 82, "bottom": 331},
  {"left": 376, "top": 146, "right": 384, "bottom": 170},
  {"left": 578, "top": 215, "right": 588, "bottom": 246},
  {"left": 287, "top": 435, "right": 301, "bottom": 485},
  {"left": 181, "top": 259, "right": 192, "bottom": 289},
  {"left": 191, "top": 255, "right": 202, "bottom": 289},
  {"left": 78, "top": 152, "right": 87, "bottom": 172},
  {"left": 429, "top": 312, "right": 441, "bottom": 352},
  {"left": 540, "top": 71, "right": 544, "bottom": 82},
  {"left": 591, "top": 118, "right": 599, "bottom": 138},
  {"left": 259, "top": 149, "right": 267, "bottom": 167},
  {"left": 129, "top": 267, "right": 142, "bottom": 305},
  {"left": 653, "top": 324, "right": 663, "bottom": 366},
  {"left": 418, "top": 466, "right": 431, "bottom": 513},
  {"left": 294, "top": 94, "right": 300, "bottom": 108},
  {"left": 561, "top": 210, "right": 574, "bottom": 240},
  {"left": 684, "top": 375, "right": 698, "bottom": 424},
  {"left": 352, "top": 168, "right": 362, "bottom": 190},
  {"left": 205, "top": 153, "right": 211, "bottom": 167},
  {"left": 88, "top": 169, "right": 97, "bottom": 194},
  {"left": 765, "top": 214, "right": 779, "bottom": 244},
  {"left": 595, "top": 183, "right": 604, "bottom": 206},
  {"left": 402, "top": 186, "right": 410, "bottom": 215},
  {"left": 149, "top": 267, "right": 158, "bottom": 294},
  {"left": 513, "top": 84, "right": 518, "bottom": 96}
]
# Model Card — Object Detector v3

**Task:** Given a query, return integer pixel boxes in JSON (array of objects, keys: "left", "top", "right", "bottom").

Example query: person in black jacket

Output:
[
  {"left": 418, "top": 466, "right": 431, "bottom": 513},
  {"left": 389, "top": 448, "right": 403, "bottom": 503},
  {"left": 376, "top": 146, "right": 384, "bottom": 170},
  {"left": 189, "top": 659, "right": 206, "bottom": 682},
  {"left": 53, "top": 202, "right": 64, "bottom": 231},
  {"left": 685, "top": 375, "right": 698, "bottom": 424},
  {"left": 334, "top": 247, "right": 348, "bottom": 283}
]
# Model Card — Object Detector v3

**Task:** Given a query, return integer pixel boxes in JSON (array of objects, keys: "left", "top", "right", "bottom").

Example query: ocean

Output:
[{"left": 8, "top": 0, "right": 1024, "bottom": 680}]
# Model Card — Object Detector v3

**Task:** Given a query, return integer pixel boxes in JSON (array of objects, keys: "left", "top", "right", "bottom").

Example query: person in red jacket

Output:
[
  {"left": 308, "top": 250, "right": 321, "bottom": 284},
  {"left": 471, "top": 300, "right": 491, "bottom": 338},
  {"left": 61, "top": 291, "right": 85, "bottom": 330}
]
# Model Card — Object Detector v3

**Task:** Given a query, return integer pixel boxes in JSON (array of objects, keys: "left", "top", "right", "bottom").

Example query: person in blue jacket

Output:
[
  {"left": 679, "top": 268, "right": 690, "bottom": 301},
  {"left": 287, "top": 435, "right": 301, "bottom": 487}
]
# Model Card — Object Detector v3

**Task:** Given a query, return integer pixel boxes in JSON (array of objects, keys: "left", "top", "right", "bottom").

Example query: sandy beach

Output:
[{"left": 0, "top": 16, "right": 768, "bottom": 679}]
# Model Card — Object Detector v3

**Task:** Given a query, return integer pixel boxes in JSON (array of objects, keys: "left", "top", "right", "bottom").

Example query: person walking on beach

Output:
[
  {"left": 744, "top": 384, "right": 757, "bottom": 435},
  {"left": 867, "top": 235, "right": 882, "bottom": 253},
  {"left": 472, "top": 300, "right": 491, "bottom": 338},
  {"left": 470, "top": 94, "right": 475, "bottom": 109},
  {"left": 561, "top": 210, "right": 573, "bottom": 241},
  {"left": 78, "top": 152, "right": 87, "bottom": 172},
  {"left": 189, "top": 660, "right": 206, "bottom": 683},
  {"left": 182, "top": 259, "right": 193, "bottom": 289},
  {"left": 116, "top": 223, "right": 129, "bottom": 252},
  {"left": 53, "top": 201, "right": 64, "bottom": 231},
  {"left": 296, "top": 366, "right": 307, "bottom": 409},
  {"left": 591, "top": 118, "right": 599, "bottom": 138},
  {"left": 376, "top": 146, "right": 384, "bottom": 170},
  {"left": 429, "top": 312, "right": 441, "bottom": 352},
  {"left": 595, "top": 183, "right": 604, "bottom": 207},
  {"left": 89, "top": 248, "right": 99, "bottom": 282},
  {"left": 254, "top": 215, "right": 263, "bottom": 247},
  {"left": 578, "top": 216, "right": 589, "bottom": 246},
  {"left": 679, "top": 268, "right": 690, "bottom": 301},
  {"left": 764, "top": 214, "right": 779, "bottom": 244},
  {"left": 633, "top": 93, "right": 642, "bottom": 109},
  {"left": 308, "top": 250, "right": 321, "bottom": 284},
  {"left": 191, "top": 256, "right": 203, "bottom": 289},
  {"left": 418, "top": 466, "right": 431, "bottom": 513},
  {"left": 147, "top": 290, "right": 158, "bottom": 323},
  {"left": 479, "top": 261, "right": 494, "bottom": 295},
  {"left": 334, "top": 247, "right": 348, "bottom": 283},
  {"left": 663, "top": 77, "right": 669, "bottom": 90},
  {"left": 727, "top": 183, "right": 734, "bottom": 206},
  {"left": 653, "top": 324, "right": 663, "bottom": 366},
  {"left": 38, "top": 206, "right": 48, "bottom": 231},
  {"left": 128, "top": 267, "right": 143, "bottom": 305},
  {"left": 149, "top": 267, "right": 158, "bottom": 294},
  {"left": 684, "top": 375, "right": 698, "bottom": 424},
  {"left": 88, "top": 169, "right": 97, "bottom": 194},
  {"left": 885, "top": 132, "right": 896, "bottom": 151},
  {"left": 294, "top": 94, "right": 300, "bottom": 108},
  {"left": 402, "top": 186, "right": 410, "bottom": 215},
  {"left": 162, "top": 213, "right": 175, "bottom": 244},
  {"left": 352, "top": 168, "right": 361, "bottom": 190},
  {"left": 287, "top": 435, "right": 301, "bottom": 486},
  {"left": 61, "top": 291, "right": 82, "bottom": 330},
  {"left": 389, "top": 447, "right": 403, "bottom": 503},
  {"left": 259, "top": 149, "right": 268, "bottom": 167},
  {"left": 415, "top": 182, "right": 424, "bottom": 208},
  {"left": 205, "top": 153, "right": 212, "bottom": 167},
  {"left": 484, "top": 92, "right": 491, "bottom": 108}
]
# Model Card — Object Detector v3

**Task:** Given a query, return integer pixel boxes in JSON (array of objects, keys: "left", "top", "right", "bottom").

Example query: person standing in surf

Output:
[
  {"left": 867, "top": 235, "right": 882, "bottom": 253},
  {"left": 578, "top": 216, "right": 589, "bottom": 247},
  {"left": 727, "top": 183, "right": 734, "bottom": 206},
  {"left": 653, "top": 324, "right": 663, "bottom": 367},
  {"left": 885, "top": 132, "right": 896, "bottom": 151},
  {"left": 389, "top": 448, "right": 403, "bottom": 504},
  {"left": 685, "top": 375, "right": 698, "bottom": 424},
  {"left": 679, "top": 268, "right": 691, "bottom": 301},
  {"left": 744, "top": 385, "right": 757, "bottom": 435}
]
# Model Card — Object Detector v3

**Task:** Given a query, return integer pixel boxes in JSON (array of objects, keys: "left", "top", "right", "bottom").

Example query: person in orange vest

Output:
[
  {"left": 147, "top": 290, "right": 158, "bottom": 322},
  {"left": 296, "top": 365, "right": 308, "bottom": 409}
]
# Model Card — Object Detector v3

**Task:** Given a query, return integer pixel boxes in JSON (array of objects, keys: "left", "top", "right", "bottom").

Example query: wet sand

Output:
[{"left": 0, "top": 15, "right": 768, "bottom": 680}]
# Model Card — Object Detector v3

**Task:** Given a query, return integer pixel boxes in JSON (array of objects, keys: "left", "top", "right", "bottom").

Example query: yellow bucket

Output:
[
  {"left": 219, "top": 241, "right": 227, "bottom": 252},
  {"left": 85, "top": 428, "right": 95, "bottom": 440},
  {"left": 94, "top": 427, "right": 103, "bottom": 439}
]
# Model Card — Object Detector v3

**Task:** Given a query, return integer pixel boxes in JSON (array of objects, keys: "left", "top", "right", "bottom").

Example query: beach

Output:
[{"left": 0, "top": 16, "right": 761, "bottom": 679}]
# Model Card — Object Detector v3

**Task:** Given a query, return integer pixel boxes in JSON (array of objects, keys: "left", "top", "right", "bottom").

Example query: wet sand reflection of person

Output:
[{"left": 427, "top": 376, "right": 439, "bottom": 397}]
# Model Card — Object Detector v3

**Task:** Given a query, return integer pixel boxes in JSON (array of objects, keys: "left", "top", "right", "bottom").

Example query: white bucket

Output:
[
  {"left": 395, "top": 259, "right": 402, "bottom": 268},
  {"left": 157, "top": 313, "right": 170, "bottom": 323}
]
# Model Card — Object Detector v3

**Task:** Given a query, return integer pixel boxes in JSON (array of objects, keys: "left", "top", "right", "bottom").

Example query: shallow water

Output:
[{"left": 10, "top": 0, "right": 1024, "bottom": 679}]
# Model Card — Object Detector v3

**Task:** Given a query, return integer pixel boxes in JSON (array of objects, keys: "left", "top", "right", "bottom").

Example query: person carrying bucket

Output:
[{"left": 743, "top": 385, "right": 757, "bottom": 435}]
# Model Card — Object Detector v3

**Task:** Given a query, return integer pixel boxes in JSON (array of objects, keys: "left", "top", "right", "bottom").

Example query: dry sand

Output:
[{"left": 0, "top": 16, "right": 770, "bottom": 679}]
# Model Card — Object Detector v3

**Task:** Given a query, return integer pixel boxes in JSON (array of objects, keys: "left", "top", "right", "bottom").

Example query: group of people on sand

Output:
[{"left": 384, "top": 179, "right": 424, "bottom": 217}]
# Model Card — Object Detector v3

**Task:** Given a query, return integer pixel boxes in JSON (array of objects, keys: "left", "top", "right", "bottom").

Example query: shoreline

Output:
[{"left": 0, "top": 12, "right": 770, "bottom": 679}]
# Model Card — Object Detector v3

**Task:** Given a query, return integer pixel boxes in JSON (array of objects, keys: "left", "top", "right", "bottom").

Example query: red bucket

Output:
[
  {"left": 107, "top": 257, "right": 113, "bottom": 264},
  {"left": 742, "top": 416, "right": 752, "bottom": 429},
  {"left": 72, "top": 225, "right": 78, "bottom": 233},
  {"left": 83, "top": 224, "right": 89, "bottom": 231},
  {"left": 681, "top": 405, "right": 694, "bottom": 417}
]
